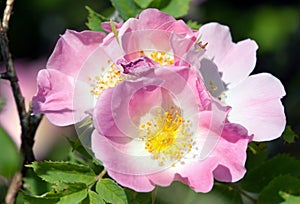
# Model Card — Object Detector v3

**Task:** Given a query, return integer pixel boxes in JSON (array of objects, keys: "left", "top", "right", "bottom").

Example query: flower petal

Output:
[
  {"left": 225, "top": 73, "right": 286, "bottom": 141},
  {"left": 47, "top": 30, "right": 106, "bottom": 78},
  {"left": 199, "top": 23, "right": 258, "bottom": 87},
  {"left": 212, "top": 123, "right": 250, "bottom": 182},
  {"left": 107, "top": 170, "right": 155, "bottom": 192},
  {"left": 178, "top": 158, "right": 218, "bottom": 193},
  {"left": 32, "top": 69, "right": 74, "bottom": 126}
]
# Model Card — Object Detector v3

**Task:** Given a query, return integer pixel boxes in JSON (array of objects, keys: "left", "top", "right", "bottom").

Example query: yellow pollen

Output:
[
  {"left": 139, "top": 107, "right": 193, "bottom": 166},
  {"left": 88, "top": 63, "right": 126, "bottom": 96},
  {"left": 208, "top": 80, "right": 218, "bottom": 93},
  {"left": 149, "top": 51, "right": 174, "bottom": 66}
]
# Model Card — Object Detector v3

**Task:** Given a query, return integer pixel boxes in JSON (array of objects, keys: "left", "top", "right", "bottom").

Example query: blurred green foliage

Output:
[{"left": 0, "top": 126, "right": 21, "bottom": 177}]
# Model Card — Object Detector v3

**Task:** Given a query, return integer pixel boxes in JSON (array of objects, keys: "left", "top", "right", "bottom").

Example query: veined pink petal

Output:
[
  {"left": 47, "top": 30, "right": 106, "bottom": 78},
  {"left": 225, "top": 73, "right": 286, "bottom": 141},
  {"left": 212, "top": 123, "right": 250, "bottom": 182},
  {"left": 32, "top": 69, "right": 74, "bottom": 126},
  {"left": 135, "top": 8, "right": 176, "bottom": 30},
  {"left": 178, "top": 158, "right": 218, "bottom": 193},
  {"left": 107, "top": 170, "right": 155, "bottom": 192},
  {"left": 199, "top": 23, "right": 258, "bottom": 87}
]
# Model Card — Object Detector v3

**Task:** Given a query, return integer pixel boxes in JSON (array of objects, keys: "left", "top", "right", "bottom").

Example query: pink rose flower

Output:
[
  {"left": 31, "top": 8, "right": 286, "bottom": 193},
  {"left": 91, "top": 66, "right": 251, "bottom": 192},
  {"left": 32, "top": 30, "right": 106, "bottom": 126},
  {"left": 197, "top": 23, "right": 286, "bottom": 141}
]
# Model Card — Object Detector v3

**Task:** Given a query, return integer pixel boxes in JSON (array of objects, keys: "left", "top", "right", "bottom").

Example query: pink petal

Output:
[
  {"left": 47, "top": 30, "right": 106, "bottom": 78},
  {"left": 91, "top": 130, "right": 173, "bottom": 176},
  {"left": 178, "top": 158, "right": 218, "bottom": 193},
  {"left": 212, "top": 123, "right": 250, "bottom": 182},
  {"left": 101, "top": 21, "right": 123, "bottom": 32},
  {"left": 148, "top": 170, "right": 175, "bottom": 187},
  {"left": 225, "top": 73, "right": 286, "bottom": 141},
  {"left": 199, "top": 23, "right": 258, "bottom": 87},
  {"left": 32, "top": 69, "right": 74, "bottom": 126},
  {"left": 107, "top": 170, "right": 155, "bottom": 192},
  {"left": 136, "top": 8, "right": 176, "bottom": 30}
]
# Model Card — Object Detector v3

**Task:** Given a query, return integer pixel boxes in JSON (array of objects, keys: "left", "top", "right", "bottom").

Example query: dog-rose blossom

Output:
[
  {"left": 197, "top": 23, "right": 286, "bottom": 141},
  {"left": 31, "top": 7, "right": 287, "bottom": 193},
  {"left": 92, "top": 66, "right": 251, "bottom": 192}
]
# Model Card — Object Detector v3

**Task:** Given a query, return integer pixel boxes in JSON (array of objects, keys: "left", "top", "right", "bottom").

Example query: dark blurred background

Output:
[{"left": 5, "top": 0, "right": 300, "bottom": 156}]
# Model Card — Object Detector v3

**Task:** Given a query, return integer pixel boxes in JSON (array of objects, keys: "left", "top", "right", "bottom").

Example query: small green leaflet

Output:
[
  {"left": 27, "top": 161, "right": 96, "bottom": 185},
  {"left": 280, "top": 191, "right": 300, "bottom": 204},
  {"left": 134, "top": 0, "right": 154, "bottom": 8},
  {"left": 161, "top": 0, "right": 192, "bottom": 18},
  {"left": 24, "top": 183, "right": 87, "bottom": 204},
  {"left": 240, "top": 154, "right": 300, "bottom": 193},
  {"left": 282, "top": 126, "right": 298, "bottom": 144},
  {"left": 259, "top": 175, "right": 300, "bottom": 204},
  {"left": 110, "top": 0, "right": 141, "bottom": 20},
  {"left": 88, "top": 190, "right": 105, "bottom": 204},
  {"left": 96, "top": 178, "right": 128, "bottom": 204},
  {"left": 110, "top": 18, "right": 120, "bottom": 44},
  {"left": 187, "top": 20, "right": 202, "bottom": 30},
  {"left": 85, "top": 6, "right": 106, "bottom": 32}
]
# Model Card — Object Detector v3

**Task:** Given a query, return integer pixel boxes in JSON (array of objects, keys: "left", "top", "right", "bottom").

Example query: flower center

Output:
[
  {"left": 87, "top": 63, "right": 126, "bottom": 96},
  {"left": 149, "top": 51, "right": 174, "bottom": 66},
  {"left": 139, "top": 106, "right": 193, "bottom": 166}
]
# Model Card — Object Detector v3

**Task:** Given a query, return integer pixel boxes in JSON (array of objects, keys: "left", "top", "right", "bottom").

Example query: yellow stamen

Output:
[
  {"left": 149, "top": 51, "right": 174, "bottom": 66},
  {"left": 88, "top": 63, "right": 126, "bottom": 97},
  {"left": 139, "top": 107, "right": 193, "bottom": 166}
]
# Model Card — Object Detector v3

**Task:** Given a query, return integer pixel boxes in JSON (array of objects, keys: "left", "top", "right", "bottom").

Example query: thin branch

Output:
[
  {"left": 0, "top": 0, "right": 43, "bottom": 203},
  {"left": 4, "top": 173, "right": 22, "bottom": 204},
  {"left": 96, "top": 169, "right": 107, "bottom": 181}
]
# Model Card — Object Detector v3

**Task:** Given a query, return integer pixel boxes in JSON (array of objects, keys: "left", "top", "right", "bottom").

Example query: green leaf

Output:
[
  {"left": 24, "top": 183, "right": 87, "bottom": 204},
  {"left": 110, "top": 18, "right": 119, "bottom": 44},
  {"left": 110, "top": 0, "right": 141, "bottom": 20},
  {"left": 88, "top": 190, "right": 105, "bottom": 204},
  {"left": 259, "top": 175, "right": 300, "bottom": 204},
  {"left": 96, "top": 178, "right": 128, "bottom": 204},
  {"left": 23, "top": 195, "right": 58, "bottom": 204},
  {"left": 240, "top": 154, "right": 300, "bottom": 193},
  {"left": 282, "top": 126, "right": 298, "bottom": 144},
  {"left": 0, "top": 126, "right": 21, "bottom": 177},
  {"left": 85, "top": 6, "right": 106, "bottom": 32},
  {"left": 161, "top": 0, "right": 192, "bottom": 18},
  {"left": 134, "top": 0, "right": 153, "bottom": 8},
  {"left": 23, "top": 169, "right": 50, "bottom": 195},
  {"left": 248, "top": 141, "right": 267, "bottom": 155},
  {"left": 187, "top": 20, "right": 202, "bottom": 30},
  {"left": 27, "top": 161, "right": 96, "bottom": 185},
  {"left": 47, "top": 182, "right": 87, "bottom": 198},
  {"left": 280, "top": 191, "right": 300, "bottom": 204},
  {"left": 148, "top": 0, "right": 171, "bottom": 9},
  {"left": 56, "top": 189, "right": 87, "bottom": 204},
  {"left": 245, "top": 142, "right": 268, "bottom": 169}
]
